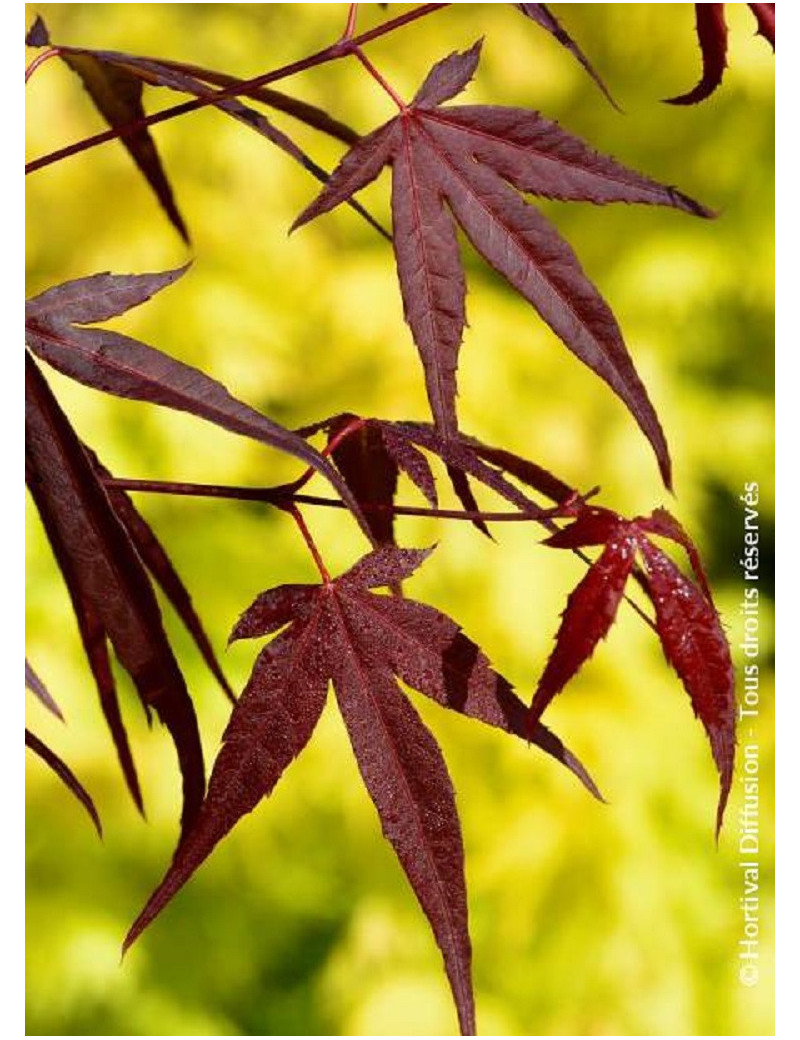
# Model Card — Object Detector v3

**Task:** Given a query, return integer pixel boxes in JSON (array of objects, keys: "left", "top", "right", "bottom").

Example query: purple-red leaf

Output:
[
  {"left": 529, "top": 529, "right": 637, "bottom": 726},
  {"left": 30, "top": 486, "right": 144, "bottom": 812},
  {"left": 295, "top": 46, "right": 711, "bottom": 484},
  {"left": 515, "top": 4, "right": 619, "bottom": 109},
  {"left": 665, "top": 5, "right": 728, "bottom": 105},
  {"left": 27, "top": 20, "right": 188, "bottom": 240},
  {"left": 348, "top": 588, "right": 601, "bottom": 799},
  {"left": 125, "top": 613, "right": 330, "bottom": 955},
  {"left": 327, "top": 607, "right": 474, "bottom": 1035},
  {"left": 25, "top": 660, "right": 63, "bottom": 721},
  {"left": 92, "top": 450, "right": 235, "bottom": 704},
  {"left": 460, "top": 437, "right": 575, "bottom": 505},
  {"left": 748, "top": 3, "right": 775, "bottom": 49},
  {"left": 329, "top": 416, "right": 400, "bottom": 547},
  {"left": 532, "top": 506, "right": 736, "bottom": 832},
  {"left": 128, "top": 545, "right": 599, "bottom": 1033},
  {"left": 25, "top": 268, "right": 370, "bottom": 539},
  {"left": 413, "top": 39, "right": 482, "bottom": 109},
  {"left": 639, "top": 540, "right": 735, "bottom": 836},
  {"left": 26, "top": 355, "right": 203, "bottom": 834},
  {"left": 152, "top": 57, "right": 361, "bottom": 146},
  {"left": 25, "top": 729, "right": 102, "bottom": 836},
  {"left": 229, "top": 584, "right": 317, "bottom": 643},
  {"left": 636, "top": 507, "right": 713, "bottom": 602}
]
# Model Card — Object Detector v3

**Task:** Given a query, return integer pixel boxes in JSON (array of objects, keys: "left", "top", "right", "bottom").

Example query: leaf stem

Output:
[
  {"left": 352, "top": 47, "right": 408, "bottom": 111},
  {"left": 26, "top": 4, "right": 449, "bottom": 175},
  {"left": 25, "top": 47, "right": 61, "bottom": 84},
  {"left": 287, "top": 505, "right": 331, "bottom": 583}
]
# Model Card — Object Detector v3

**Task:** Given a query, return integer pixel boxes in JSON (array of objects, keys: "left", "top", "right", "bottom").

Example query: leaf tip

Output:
[{"left": 26, "top": 15, "right": 50, "bottom": 47}]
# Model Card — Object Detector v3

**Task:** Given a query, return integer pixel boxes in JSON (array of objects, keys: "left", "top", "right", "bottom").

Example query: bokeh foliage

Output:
[{"left": 26, "top": 4, "right": 773, "bottom": 1035}]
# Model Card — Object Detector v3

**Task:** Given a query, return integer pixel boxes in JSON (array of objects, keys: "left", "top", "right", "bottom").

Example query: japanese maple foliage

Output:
[{"left": 24, "top": 5, "right": 767, "bottom": 1035}]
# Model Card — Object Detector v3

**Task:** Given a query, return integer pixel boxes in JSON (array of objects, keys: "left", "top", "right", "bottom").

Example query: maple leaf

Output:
[
  {"left": 25, "top": 729, "right": 102, "bottom": 837},
  {"left": 528, "top": 506, "right": 735, "bottom": 834},
  {"left": 24, "top": 267, "right": 372, "bottom": 541},
  {"left": 515, "top": 3, "right": 619, "bottom": 108},
  {"left": 666, "top": 4, "right": 775, "bottom": 105},
  {"left": 293, "top": 41, "right": 713, "bottom": 488},
  {"left": 26, "top": 354, "right": 203, "bottom": 833},
  {"left": 124, "top": 545, "right": 601, "bottom": 1036}
]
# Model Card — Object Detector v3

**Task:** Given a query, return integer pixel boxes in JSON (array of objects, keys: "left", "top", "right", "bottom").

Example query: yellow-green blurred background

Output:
[{"left": 26, "top": 4, "right": 774, "bottom": 1035}]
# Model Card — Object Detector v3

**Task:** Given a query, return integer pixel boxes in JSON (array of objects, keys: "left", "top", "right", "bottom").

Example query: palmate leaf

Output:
[
  {"left": 125, "top": 545, "right": 601, "bottom": 1036},
  {"left": 26, "top": 354, "right": 204, "bottom": 833},
  {"left": 293, "top": 41, "right": 713, "bottom": 487},
  {"left": 24, "top": 267, "right": 371, "bottom": 540},
  {"left": 529, "top": 506, "right": 736, "bottom": 834}
]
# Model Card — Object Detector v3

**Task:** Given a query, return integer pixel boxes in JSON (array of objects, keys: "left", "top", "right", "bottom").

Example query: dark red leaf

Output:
[
  {"left": 339, "top": 544, "right": 435, "bottom": 591},
  {"left": 543, "top": 506, "right": 622, "bottom": 549},
  {"left": 26, "top": 19, "right": 188, "bottom": 240},
  {"left": 529, "top": 529, "right": 638, "bottom": 726},
  {"left": 639, "top": 540, "right": 735, "bottom": 835},
  {"left": 347, "top": 588, "right": 601, "bottom": 799},
  {"left": 458, "top": 435, "right": 575, "bottom": 505},
  {"left": 229, "top": 584, "right": 317, "bottom": 642},
  {"left": 91, "top": 450, "right": 235, "bottom": 704},
  {"left": 30, "top": 485, "right": 144, "bottom": 813},
  {"left": 636, "top": 507, "right": 713, "bottom": 602},
  {"left": 665, "top": 5, "right": 728, "bottom": 105},
  {"left": 515, "top": 4, "right": 618, "bottom": 108},
  {"left": 25, "top": 268, "right": 371, "bottom": 540},
  {"left": 26, "top": 354, "right": 203, "bottom": 834},
  {"left": 446, "top": 465, "right": 491, "bottom": 538},
  {"left": 25, "top": 660, "right": 63, "bottom": 721},
  {"left": 380, "top": 425, "right": 437, "bottom": 507},
  {"left": 128, "top": 544, "right": 599, "bottom": 1032},
  {"left": 125, "top": 612, "right": 330, "bottom": 955},
  {"left": 391, "top": 422, "right": 554, "bottom": 521},
  {"left": 290, "top": 120, "right": 400, "bottom": 229},
  {"left": 27, "top": 266, "right": 185, "bottom": 325},
  {"left": 329, "top": 416, "right": 400, "bottom": 547},
  {"left": 327, "top": 605, "right": 474, "bottom": 1035},
  {"left": 26, "top": 729, "right": 102, "bottom": 836},
  {"left": 152, "top": 57, "right": 361, "bottom": 145},
  {"left": 295, "top": 46, "right": 712, "bottom": 484},
  {"left": 413, "top": 39, "right": 482, "bottom": 109},
  {"left": 84, "top": 49, "right": 389, "bottom": 239},
  {"left": 748, "top": 3, "right": 775, "bottom": 49}
]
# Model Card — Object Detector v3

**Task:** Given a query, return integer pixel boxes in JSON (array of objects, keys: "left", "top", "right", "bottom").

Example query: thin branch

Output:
[
  {"left": 102, "top": 475, "right": 657, "bottom": 631},
  {"left": 26, "top": 4, "right": 449, "bottom": 175},
  {"left": 103, "top": 476, "right": 560, "bottom": 523}
]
